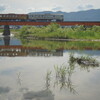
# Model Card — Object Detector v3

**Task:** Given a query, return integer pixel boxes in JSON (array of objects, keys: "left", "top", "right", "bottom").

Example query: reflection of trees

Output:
[{"left": 20, "top": 39, "right": 100, "bottom": 50}]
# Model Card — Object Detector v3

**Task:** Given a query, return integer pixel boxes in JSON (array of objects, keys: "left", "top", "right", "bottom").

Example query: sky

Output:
[{"left": 0, "top": 0, "right": 100, "bottom": 13}]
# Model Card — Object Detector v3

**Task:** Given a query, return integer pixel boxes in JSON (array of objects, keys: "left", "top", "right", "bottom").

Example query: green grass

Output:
[
  {"left": 0, "top": 29, "right": 3, "bottom": 33},
  {"left": 17, "top": 23, "right": 100, "bottom": 40}
]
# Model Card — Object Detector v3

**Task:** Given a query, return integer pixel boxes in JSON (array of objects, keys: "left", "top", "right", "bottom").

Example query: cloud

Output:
[
  {"left": 27, "top": 7, "right": 36, "bottom": 12},
  {"left": 77, "top": 5, "right": 94, "bottom": 11},
  {"left": 86, "top": 5, "right": 94, "bottom": 9},
  {"left": 23, "top": 90, "right": 54, "bottom": 100},
  {"left": 0, "top": 86, "right": 11, "bottom": 94},
  {"left": 52, "top": 7, "right": 63, "bottom": 11},
  {"left": 0, "top": 5, "right": 6, "bottom": 12},
  {"left": 77, "top": 6, "right": 84, "bottom": 10}
]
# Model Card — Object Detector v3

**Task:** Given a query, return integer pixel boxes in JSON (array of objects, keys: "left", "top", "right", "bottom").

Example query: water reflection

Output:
[
  {"left": 0, "top": 46, "right": 63, "bottom": 57},
  {"left": 53, "top": 64, "right": 77, "bottom": 94},
  {"left": 16, "top": 71, "right": 54, "bottom": 100},
  {"left": 18, "top": 71, "right": 54, "bottom": 100},
  {"left": 3, "top": 37, "right": 10, "bottom": 46},
  {"left": 69, "top": 53, "right": 99, "bottom": 72},
  {"left": 0, "top": 37, "right": 63, "bottom": 57},
  {"left": 45, "top": 71, "right": 52, "bottom": 90},
  {"left": 0, "top": 37, "right": 100, "bottom": 100},
  {"left": 0, "top": 37, "right": 100, "bottom": 57},
  {"left": 17, "top": 72, "right": 22, "bottom": 86},
  {"left": 0, "top": 52, "right": 100, "bottom": 100},
  {"left": 45, "top": 54, "right": 100, "bottom": 94},
  {"left": 0, "top": 86, "right": 11, "bottom": 94},
  {"left": 23, "top": 90, "right": 54, "bottom": 100},
  {"left": 21, "top": 39, "right": 100, "bottom": 50}
]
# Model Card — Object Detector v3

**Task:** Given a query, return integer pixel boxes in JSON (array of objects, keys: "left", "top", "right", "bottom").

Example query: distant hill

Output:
[{"left": 29, "top": 9, "right": 100, "bottom": 21}]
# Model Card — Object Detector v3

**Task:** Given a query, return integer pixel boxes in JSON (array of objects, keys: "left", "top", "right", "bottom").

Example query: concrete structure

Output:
[{"left": 3, "top": 25, "right": 10, "bottom": 36}]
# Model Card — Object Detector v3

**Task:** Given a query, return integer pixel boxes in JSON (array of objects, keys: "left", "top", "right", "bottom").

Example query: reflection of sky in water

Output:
[
  {"left": 0, "top": 38, "right": 4, "bottom": 45},
  {"left": 0, "top": 87, "right": 11, "bottom": 94},
  {"left": 0, "top": 50, "right": 100, "bottom": 100},
  {"left": 64, "top": 50, "right": 100, "bottom": 56},
  {"left": 0, "top": 67, "right": 22, "bottom": 75},
  {"left": 10, "top": 38, "right": 22, "bottom": 45},
  {"left": 0, "top": 37, "right": 22, "bottom": 45}
]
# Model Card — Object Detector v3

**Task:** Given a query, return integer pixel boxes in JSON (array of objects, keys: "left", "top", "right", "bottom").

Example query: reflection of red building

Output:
[
  {"left": 0, "top": 46, "right": 63, "bottom": 57},
  {"left": 0, "top": 14, "right": 28, "bottom": 21}
]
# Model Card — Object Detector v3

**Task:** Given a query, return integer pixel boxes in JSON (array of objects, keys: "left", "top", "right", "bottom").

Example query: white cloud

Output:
[
  {"left": 0, "top": 5, "right": 6, "bottom": 12},
  {"left": 77, "top": 4, "right": 94, "bottom": 11},
  {"left": 0, "top": 0, "right": 100, "bottom": 13},
  {"left": 86, "top": 5, "right": 94, "bottom": 9},
  {"left": 52, "top": 7, "right": 63, "bottom": 11}
]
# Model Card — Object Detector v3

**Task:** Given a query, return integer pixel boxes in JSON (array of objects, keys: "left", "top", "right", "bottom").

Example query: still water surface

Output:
[{"left": 0, "top": 37, "right": 100, "bottom": 100}]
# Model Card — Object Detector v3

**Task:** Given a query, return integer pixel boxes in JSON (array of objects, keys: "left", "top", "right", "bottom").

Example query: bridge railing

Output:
[{"left": 0, "top": 21, "right": 100, "bottom": 26}]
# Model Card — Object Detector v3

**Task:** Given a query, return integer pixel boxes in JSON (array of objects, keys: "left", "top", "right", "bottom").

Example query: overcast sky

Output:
[{"left": 0, "top": 0, "right": 100, "bottom": 13}]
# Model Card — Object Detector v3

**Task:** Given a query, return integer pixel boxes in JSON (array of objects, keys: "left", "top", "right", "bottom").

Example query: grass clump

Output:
[
  {"left": 54, "top": 64, "right": 76, "bottom": 93},
  {"left": 45, "top": 70, "right": 52, "bottom": 90},
  {"left": 69, "top": 53, "right": 99, "bottom": 71}
]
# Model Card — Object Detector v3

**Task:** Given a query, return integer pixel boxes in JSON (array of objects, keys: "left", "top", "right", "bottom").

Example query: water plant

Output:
[
  {"left": 45, "top": 70, "right": 52, "bottom": 90},
  {"left": 45, "top": 53, "right": 99, "bottom": 94},
  {"left": 69, "top": 53, "right": 99, "bottom": 72},
  {"left": 54, "top": 64, "right": 77, "bottom": 94},
  {"left": 17, "top": 72, "right": 22, "bottom": 86}
]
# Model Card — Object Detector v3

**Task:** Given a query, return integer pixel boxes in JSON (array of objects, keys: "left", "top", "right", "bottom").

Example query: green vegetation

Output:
[
  {"left": 21, "top": 39, "right": 100, "bottom": 50},
  {"left": 54, "top": 65, "right": 76, "bottom": 92},
  {"left": 45, "top": 70, "right": 52, "bottom": 90},
  {"left": 46, "top": 53, "right": 99, "bottom": 93},
  {"left": 18, "top": 23, "right": 100, "bottom": 39},
  {"left": 0, "top": 29, "right": 3, "bottom": 33},
  {"left": 69, "top": 53, "right": 99, "bottom": 71}
]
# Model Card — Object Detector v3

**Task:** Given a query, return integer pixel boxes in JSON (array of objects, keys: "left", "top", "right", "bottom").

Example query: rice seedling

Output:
[
  {"left": 54, "top": 64, "right": 77, "bottom": 94},
  {"left": 45, "top": 70, "right": 52, "bottom": 90},
  {"left": 17, "top": 72, "right": 22, "bottom": 86}
]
